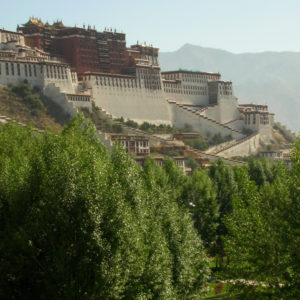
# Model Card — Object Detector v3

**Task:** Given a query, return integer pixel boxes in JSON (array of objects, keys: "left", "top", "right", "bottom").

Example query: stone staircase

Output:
[
  {"left": 196, "top": 103, "right": 218, "bottom": 115},
  {"left": 214, "top": 132, "right": 260, "bottom": 156},
  {"left": 171, "top": 101, "right": 244, "bottom": 139},
  {"left": 205, "top": 139, "right": 238, "bottom": 154}
]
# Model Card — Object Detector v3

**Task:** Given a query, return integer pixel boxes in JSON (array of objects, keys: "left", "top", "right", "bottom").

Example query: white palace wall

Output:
[
  {"left": 0, "top": 60, "right": 76, "bottom": 94},
  {"left": 217, "top": 133, "right": 261, "bottom": 157},
  {"left": 0, "top": 61, "right": 44, "bottom": 87},
  {"left": 169, "top": 101, "right": 244, "bottom": 140},
  {"left": 84, "top": 75, "right": 172, "bottom": 125},
  {"left": 164, "top": 91, "right": 209, "bottom": 106},
  {"left": 0, "top": 59, "right": 79, "bottom": 116},
  {"left": 226, "top": 119, "right": 245, "bottom": 132},
  {"left": 217, "top": 97, "right": 240, "bottom": 124},
  {"left": 216, "top": 127, "right": 273, "bottom": 158},
  {"left": 43, "top": 84, "right": 77, "bottom": 117}
]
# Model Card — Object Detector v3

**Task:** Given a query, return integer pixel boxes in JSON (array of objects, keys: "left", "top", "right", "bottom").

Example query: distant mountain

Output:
[{"left": 159, "top": 44, "right": 300, "bottom": 132}]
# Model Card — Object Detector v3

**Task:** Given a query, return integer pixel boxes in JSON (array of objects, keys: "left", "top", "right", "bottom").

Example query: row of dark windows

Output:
[
  {"left": 165, "top": 83, "right": 207, "bottom": 91},
  {"left": 245, "top": 114, "right": 269, "bottom": 125},
  {"left": 164, "top": 73, "right": 219, "bottom": 81},
  {"left": 220, "top": 85, "right": 232, "bottom": 90},
  {"left": 0, "top": 62, "right": 69, "bottom": 81},
  {"left": 138, "top": 69, "right": 159, "bottom": 75},
  {"left": 220, "top": 91, "right": 232, "bottom": 95},
  {"left": 94, "top": 76, "right": 161, "bottom": 90},
  {"left": 46, "top": 65, "right": 68, "bottom": 80},
  {"left": 95, "top": 78, "right": 141, "bottom": 88},
  {"left": 165, "top": 89, "right": 207, "bottom": 96},
  {"left": 1, "top": 62, "right": 37, "bottom": 77},
  {"left": 68, "top": 95, "right": 90, "bottom": 102}
]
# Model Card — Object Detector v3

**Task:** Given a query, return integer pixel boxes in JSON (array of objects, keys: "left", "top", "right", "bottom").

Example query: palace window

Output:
[
  {"left": 24, "top": 64, "right": 27, "bottom": 77},
  {"left": 11, "top": 63, "right": 14, "bottom": 76},
  {"left": 5, "top": 63, "right": 9, "bottom": 75},
  {"left": 17, "top": 64, "right": 20, "bottom": 76}
]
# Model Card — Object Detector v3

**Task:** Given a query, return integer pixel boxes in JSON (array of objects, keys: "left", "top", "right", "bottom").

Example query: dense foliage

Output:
[
  {"left": 0, "top": 116, "right": 209, "bottom": 299},
  {"left": 223, "top": 151, "right": 300, "bottom": 298},
  {"left": 0, "top": 115, "right": 299, "bottom": 299},
  {"left": 164, "top": 147, "right": 300, "bottom": 299}
]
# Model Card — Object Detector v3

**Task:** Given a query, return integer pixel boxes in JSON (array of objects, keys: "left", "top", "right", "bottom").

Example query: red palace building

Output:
[{"left": 18, "top": 18, "right": 137, "bottom": 79}]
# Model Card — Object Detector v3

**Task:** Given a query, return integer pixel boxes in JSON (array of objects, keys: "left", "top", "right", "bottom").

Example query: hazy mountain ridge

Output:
[{"left": 159, "top": 44, "right": 300, "bottom": 132}]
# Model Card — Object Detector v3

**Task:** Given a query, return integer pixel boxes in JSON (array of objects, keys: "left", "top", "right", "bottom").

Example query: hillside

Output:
[
  {"left": 0, "top": 83, "right": 63, "bottom": 132},
  {"left": 159, "top": 44, "right": 300, "bottom": 132}
]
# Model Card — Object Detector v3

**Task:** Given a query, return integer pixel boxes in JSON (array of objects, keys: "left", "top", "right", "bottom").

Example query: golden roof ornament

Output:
[{"left": 24, "top": 17, "right": 44, "bottom": 27}]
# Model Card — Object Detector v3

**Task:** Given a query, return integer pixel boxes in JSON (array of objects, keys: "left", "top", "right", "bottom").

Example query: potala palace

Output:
[{"left": 0, "top": 19, "right": 277, "bottom": 159}]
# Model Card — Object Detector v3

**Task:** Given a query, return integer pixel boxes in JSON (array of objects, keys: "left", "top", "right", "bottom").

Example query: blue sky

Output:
[{"left": 1, "top": 0, "right": 300, "bottom": 53}]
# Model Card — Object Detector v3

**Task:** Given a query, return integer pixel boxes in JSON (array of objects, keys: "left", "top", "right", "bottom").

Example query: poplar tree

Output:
[
  {"left": 208, "top": 160, "right": 238, "bottom": 267},
  {"left": 181, "top": 169, "right": 219, "bottom": 251},
  {"left": 224, "top": 140, "right": 300, "bottom": 298},
  {"left": 0, "top": 116, "right": 210, "bottom": 299}
]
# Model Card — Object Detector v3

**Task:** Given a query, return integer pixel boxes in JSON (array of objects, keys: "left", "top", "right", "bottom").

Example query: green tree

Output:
[
  {"left": 284, "top": 137, "right": 300, "bottom": 298},
  {"left": 125, "top": 119, "right": 139, "bottom": 128},
  {"left": 209, "top": 160, "right": 238, "bottom": 267},
  {"left": 182, "top": 169, "right": 219, "bottom": 250},
  {"left": 0, "top": 117, "right": 109, "bottom": 299},
  {"left": 184, "top": 137, "right": 209, "bottom": 151},
  {"left": 163, "top": 158, "right": 187, "bottom": 207},
  {"left": 224, "top": 145, "right": 300, "bottom": 299},
  {"left": 247, "top": 157, "right": 273, "bottom": 186},
  {"left": 0, "top": 116, "right": 211, "bottom": 299},
  {"left": 142, "top": 158, "right": 210, "bottom": 298}
]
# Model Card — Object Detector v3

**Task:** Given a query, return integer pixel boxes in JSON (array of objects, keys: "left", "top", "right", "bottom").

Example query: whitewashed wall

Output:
[
  {"left": 217, "top": 133, "right": 261, "bottom": 157},
  {"left": 226, "top": 119, "right": 245, "bottom": 131},
  {"left": 218, "top": 97, "right": 240, "bottom": 123},
  {"left": 164, "top": 92, "right": 209, "bottom": 106},
  {"left": 217, "top": 126, "right": 272, "bottom": 158},
  {"left": 169, "top": 102, "right": 244, "bottom": 139},
  {"left": 0, "top": 61, "right": 44, "bottom": 87},
  {"left": 43, "top": 84, "right": 77, "bottom": 117},
  {"left": 0, "top": 61, "right": 75, "bottom": 94},
  {"left": 85, "top": 77, "right": 172, "bottom": 125}
]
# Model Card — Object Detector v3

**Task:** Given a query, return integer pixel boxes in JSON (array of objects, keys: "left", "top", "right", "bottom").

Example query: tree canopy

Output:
[
  {"left": 0, "top": 116, "right": 210, "bottom": 299},
  {"left": 0, "top": 114, "right": 299, "bottom": 299}
]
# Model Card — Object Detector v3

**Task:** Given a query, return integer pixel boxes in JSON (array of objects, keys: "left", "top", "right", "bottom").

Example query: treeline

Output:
[
  {"left": 184, "top": 156, "right": 300, "bottom": 298},
  {"left": 0, "top": 116, "right": 299, "bottom": 299},
  {"left": 0, "top": 116, "right": 209, "bottom": 299},
  {"left": 115, "top": 117, "right": 177, "bottom": 134}
]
